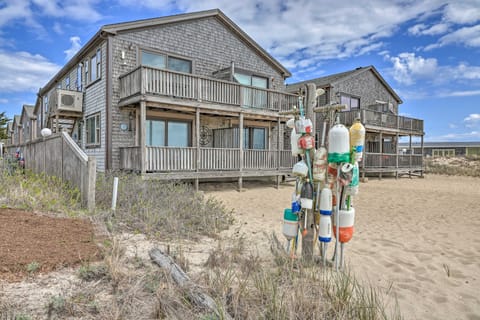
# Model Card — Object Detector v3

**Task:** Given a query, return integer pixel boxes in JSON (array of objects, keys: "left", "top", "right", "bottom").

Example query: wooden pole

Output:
[
  {"left": 195, "top": 107, "right": 200, "bottom": 191},
  {"left": 238, "top": 112, "right": 244, "bottom": 191},
  {"left": 140, "top": 101, "right": 146, "bottom": 174}
]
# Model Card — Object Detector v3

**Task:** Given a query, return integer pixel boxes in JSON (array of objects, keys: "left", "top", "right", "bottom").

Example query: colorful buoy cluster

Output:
[{"left": 282, "top": 111, "right": 365, "bottom": 267}]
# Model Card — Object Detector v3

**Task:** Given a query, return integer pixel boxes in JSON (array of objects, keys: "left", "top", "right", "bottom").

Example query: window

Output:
[
  {"left": 90, "top": 49, "right": 101, "bottom": 82},
  {"left": 146, "top": 119, "right": 191, "bottom": 147},
  {"left": 244, "top": 127, "right": 267, "bottom": 149},
  {"left": 234, "top": 73, "right": 268, "bottom": 88},
  {"left": 84, "top": 60, "right": 89, "bottom": 84},
  {"left": 65, "top": 75, "right": 70, "bottom": 90},
  {"left": 76, "top": 64, "right": 83, "bottom": 91},
  {"left": 340, "top": 94, "right": 360, "bottom": 111},
  {"left": 86, "top": 113, "right": 100, "bottom": 146},
  {"left": 433, "top": 149, "right": 455, "bottom": 157},
  {"left": 141, "top": 50, "right": 192, "bottom": 73}
]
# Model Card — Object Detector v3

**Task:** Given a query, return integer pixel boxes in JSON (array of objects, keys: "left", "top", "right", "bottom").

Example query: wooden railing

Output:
[
  {"left": 336, "top": 110, "right": 424, "bottom": 134},
  {"left": 364, "top": 152, "right": 423, "bottom": 168},
  {"left": 119, "top": 146, "right": 296, "bottom": 172},
  {"left": 119, "top": 66, "right": 298, "bottom": 112}
]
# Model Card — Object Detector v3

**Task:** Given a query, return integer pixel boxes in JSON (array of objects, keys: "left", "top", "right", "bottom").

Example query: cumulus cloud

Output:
[
  {"left": 0, "top": 50, "right": 60, "bottom": 92},
  {"left": 464, "top": 114, "right": 480, "bottom": 128},
  {"left": 429, "top": 131, "right": 480, "bottom": 142},
  {"left": 31, "top": 0, "right": 103, "bottom": 21},
  {"left": 388, "top": 52, "right": 438, "bottom": 85},
  {"left": 64, "top": 36, "right": 82, "bottom": 60},
  {"left": 0, "top": 98, "right": 8, "bottom": 104}
]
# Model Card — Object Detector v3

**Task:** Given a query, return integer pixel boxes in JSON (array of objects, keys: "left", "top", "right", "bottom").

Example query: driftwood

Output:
[{"left": 149, "top": 247, "right": 233, "bottom": 320}]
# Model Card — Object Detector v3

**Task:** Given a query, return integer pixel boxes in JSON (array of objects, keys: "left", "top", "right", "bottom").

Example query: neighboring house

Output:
[
  {"left": 400, "top": 141, "right": 480, "bottom": 157},
  {"left": 12, "top": 115, "right": 22, "bottom": 145},
  {"left": 20, "top": 104, "right": 36, "bottom": 143},
  {"left": 32, "top": 9, "right": 297, "bottom": 186},
  {"left": 6, "top": 122, "right": 13, "bottom": 146},
  {"left": 287, "top": 66, "right": 425, "bottom": 177}
]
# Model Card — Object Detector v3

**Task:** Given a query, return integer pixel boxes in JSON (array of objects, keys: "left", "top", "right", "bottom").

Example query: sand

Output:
[{"left": 205, "top": 175, "right": 480, "bottom": 320}]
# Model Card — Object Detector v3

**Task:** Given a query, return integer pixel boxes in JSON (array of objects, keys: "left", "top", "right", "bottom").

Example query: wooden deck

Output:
[
  {"left": 335, "top": 109, "right": 424, "bottom": 135},
  {"left": 118, "top": 66, "right": 298, "bottom": 113},
  {"left": 362, "top": 153, "right": 423, "bottom": 177}
]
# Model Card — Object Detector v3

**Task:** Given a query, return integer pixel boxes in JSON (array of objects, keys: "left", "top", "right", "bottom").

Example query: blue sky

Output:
[{"left": 0, "top": 0, "right": 479, "bottom": 142}]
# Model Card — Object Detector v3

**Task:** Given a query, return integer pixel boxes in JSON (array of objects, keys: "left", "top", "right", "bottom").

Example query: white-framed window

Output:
[
  {"left": 140, "top": 50, "right": 192, "bottom": 73},
  {"left": 340, "top": 94, "right": 360, "bottom": 111},
  {"left": 90, "top": 48, "right": 101, "bottom": 82},
  {"left": 65, "top": 75, "right": 70, "bottom": 90},
  {"left": 84, "top": 60, "right": 89, "bottom": 85},
  {"left": 145, "top": 118, "right": 191, "bottom": 147},
  {"left": 234, "top": 73, "right": 268, "bottom": 89},
  {"left": 86, "top": 113, "right": 100, "bottom": 146},
  {"left": 432, "top": 149, "right": 455, "bottom": 157}
]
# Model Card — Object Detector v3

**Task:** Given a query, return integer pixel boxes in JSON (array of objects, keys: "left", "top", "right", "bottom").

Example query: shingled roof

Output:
[{"left": 287, "top": 65, "right": 402, "bottom": 104}]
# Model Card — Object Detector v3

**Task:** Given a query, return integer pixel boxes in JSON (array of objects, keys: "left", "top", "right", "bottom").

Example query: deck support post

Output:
[
  {"left": 140, "top": 101, "right": 146, "bottom": 174},
  {"left": 395, "top": 132, "right": 399, "bottom": 179},
  {"left": 276, "top": 116, "right": 281, "bottom": 189},
  {"left": 195, "top": 107, "right": 200, "bottom": 191},
  {"left": 409, "top": 134, "right": 412, "bottom": 178},
  {"left": 238, "top": 112, "right": 244, "bottom": 191},
  {"left": 420, "top": 134, "right": 424, "bottom": 177},
  {"left": 379, "top": 132, "right": 383, "bottom": 180}
]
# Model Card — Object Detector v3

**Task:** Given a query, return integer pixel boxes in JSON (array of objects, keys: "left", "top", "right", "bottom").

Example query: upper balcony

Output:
[
  {"left": 336, "top": 109, "right": 424, "bottom": 135},
  {"left": 119, "top": 66, "right": 298, "bottom": 114}
]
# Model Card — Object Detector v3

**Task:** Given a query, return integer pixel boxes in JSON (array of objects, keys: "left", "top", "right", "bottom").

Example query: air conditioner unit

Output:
[{"left": 49, "top": 89, "right": 83, "bottom": 113}]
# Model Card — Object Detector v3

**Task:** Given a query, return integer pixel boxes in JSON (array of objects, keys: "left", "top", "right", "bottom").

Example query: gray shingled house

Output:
[
  {"left": 287, "top": 66, "right": 425, "bottom": 177},
  {"left": 20, "top": 104, "right": 36, "bottom": 143},
  {"left": 32, "top": 9, "right": 298, "bottom": 187}
]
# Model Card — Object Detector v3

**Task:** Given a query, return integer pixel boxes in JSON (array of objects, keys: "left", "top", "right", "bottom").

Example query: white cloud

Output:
[
  {"left": 388, "top": 52, "right": 438, "bottom": 85},
  {"left": 443, "top": 1, "right": 480, "bottom": 24},
  {"left": 31, "top": 0, "right": 103, "bottom": 22},
  {"left": 0, "top": 98, "right": 8, "bottom": 104},
  {"left": 428, "top": 131, "right": 480, "bottom": 142},
  {"left": 439, "top": 90, "right": 480, "bottom": 97},
  {"left": 448, "top": 123, "right": 457, "bottom": 129},
  {"left": 409, "top": 23, "right": 449, "bottom": 36},
  {"left": 464, "top": 114, "right": 480, "bottom": 128},
  {"left": 53, "top": 22, "right": 64, "bottom": 34},
  {"left": 0, "top": 50, "right": 60, "bottom": 92},
  {"left": 64, "top": 36, "right": 82, "bottom": 60},
  {"left": 425, "top": 25, "right": 480, "bottom": 50},
  {"left": 0, "top": 0, "right": 31, "bottom": 27}
]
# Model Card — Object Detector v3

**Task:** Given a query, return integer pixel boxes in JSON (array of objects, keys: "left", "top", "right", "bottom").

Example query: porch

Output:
[
  {"left": 362, "top": 153, "right": 423, "bottom": 178},
  {"left": 119, "top": 146, "right": 296, "bottom": 182}
]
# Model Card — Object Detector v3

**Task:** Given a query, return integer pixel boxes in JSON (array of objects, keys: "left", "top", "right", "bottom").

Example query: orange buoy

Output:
[{"left": 333, "top": 207, "right": 355, "bottom": 243}]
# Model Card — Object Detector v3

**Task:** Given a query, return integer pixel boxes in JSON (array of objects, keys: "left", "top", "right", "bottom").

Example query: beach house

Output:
[
  {"left": 31, "top": 9, "right": 298, "bottom": 187},
  {"left": 287, "top": 66, "right": 425, "bottom": 177}
]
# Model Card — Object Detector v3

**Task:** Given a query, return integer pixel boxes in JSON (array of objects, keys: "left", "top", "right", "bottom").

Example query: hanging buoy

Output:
[
  {"left": 350, "top": 115, "right": 366, "bottom": 162},
  {"left": 319, "top": 187, "right": 332, "bottom": 215},
  {"left": 333, "top": 207, "right": 355, "bottom": 243},
  {"left": 299, "top": 132, "right": 315, "bottom": 150},
  {"left": 328, "top": 117, "right": 350, "bottom": 163},
  {"left": 291, "top": 192, "right": 301, "bottom": 213},
  {"left": 286, "top": 118, "right": 295, "bottom": 129},
  {"left": 283, "top": 208, "right": 299, "bottom": 240},
  {"left": 290, "top": 127, "right": 302, "bottom": 156},
  {"left": 346, "top": 162, "right": 359, "bottom": 195},
  {"left": 318, "top": 214, "right": 332, "bottom": 242},
  {"left": 313, "top": 147, "right": 327, "bottom": 182},
  {"left": 292, "top": 160, "right": 308, "bottom": 177},
  {"left": 300, "top": 178, "right": 314, "bottom": 209}
]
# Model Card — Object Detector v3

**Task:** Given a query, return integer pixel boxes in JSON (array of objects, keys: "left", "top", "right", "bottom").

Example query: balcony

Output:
[
  {"left": 336, "top": 109, "right": 424, "bottom": 135},
  {"left": 119, "top": 66, "right": 298, "bottom": 113}
]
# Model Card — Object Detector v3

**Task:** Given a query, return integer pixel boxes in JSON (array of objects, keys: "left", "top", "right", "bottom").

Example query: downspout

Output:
[{"left": 106, "top": 34, "right": 113, "bottom": 170}]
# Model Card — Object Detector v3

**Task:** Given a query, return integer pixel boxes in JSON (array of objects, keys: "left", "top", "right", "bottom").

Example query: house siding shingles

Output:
[
  {"left": 83, "top": 41, "right": 108, "bottom": 171},
  {"left": 330, "top": 70, "right": 399, "bottom": 113},
  {"left": 109, "top": 16, "right": 287, "bottom": 170}
]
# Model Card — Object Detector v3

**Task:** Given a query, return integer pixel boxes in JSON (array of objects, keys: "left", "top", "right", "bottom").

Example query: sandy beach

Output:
[{"left": 205, "top": 175, "right": 480, "bottom": 320}]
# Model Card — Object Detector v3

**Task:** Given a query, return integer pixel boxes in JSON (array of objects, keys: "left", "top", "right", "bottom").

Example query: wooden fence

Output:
[{"left": 5, "top": 132, "right": 96, "bottom": 210}]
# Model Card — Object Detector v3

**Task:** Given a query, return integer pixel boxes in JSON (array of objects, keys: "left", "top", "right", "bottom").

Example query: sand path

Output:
[{"left": 205, "top": 175, "right": 480, "bottom": 320}]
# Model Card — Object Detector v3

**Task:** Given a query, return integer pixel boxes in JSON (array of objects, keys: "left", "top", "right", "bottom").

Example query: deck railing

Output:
[
  {"left": 119, "top": 146, "right": 296, "bottom": 172},
  {"left": 336, "top": 110, "right": 424, "bottom": 134},
  {"left": 119, "top": 66, "right": 298, "bottom": 112},
  {"left": 364, "top": 152, "right": 423, "bottom": 168}
]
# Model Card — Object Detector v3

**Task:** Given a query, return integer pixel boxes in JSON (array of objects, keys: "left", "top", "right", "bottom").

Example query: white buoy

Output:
[
  {"left": 319, "top": 187, "right": 332, "bottom": 215},
  {"left": 328, "top": 118, "right": 350, "bottom": 163}
]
